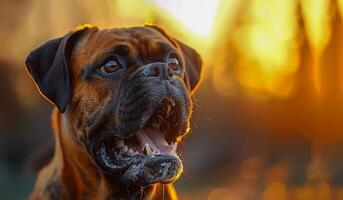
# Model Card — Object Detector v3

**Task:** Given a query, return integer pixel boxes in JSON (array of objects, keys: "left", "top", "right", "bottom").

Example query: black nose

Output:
[{"left": 142, "top": 63, "right": 175, "bottom": 80}]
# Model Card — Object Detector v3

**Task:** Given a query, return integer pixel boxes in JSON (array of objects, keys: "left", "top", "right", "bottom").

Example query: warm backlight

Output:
[{"left": 152, "top": 0, "right": 220, "bottom": 37}]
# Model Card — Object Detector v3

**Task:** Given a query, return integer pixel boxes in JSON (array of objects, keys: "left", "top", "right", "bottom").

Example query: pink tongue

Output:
[{"left": 136, "top": 129, "right": 173, "bottom": 153}]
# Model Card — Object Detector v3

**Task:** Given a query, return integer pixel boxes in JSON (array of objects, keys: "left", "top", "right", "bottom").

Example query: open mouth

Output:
[{"left": 95, "top": 97, "right": 184, "bottom": 186}]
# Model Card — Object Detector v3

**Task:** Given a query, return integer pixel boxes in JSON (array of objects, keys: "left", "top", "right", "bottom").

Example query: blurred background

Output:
[{"left": 1, "top": 0, "right": 343, "bottom": 199}]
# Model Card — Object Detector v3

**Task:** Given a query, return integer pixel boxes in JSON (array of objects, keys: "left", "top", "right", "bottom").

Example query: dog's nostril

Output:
[
  {"left": 143, "top": 63, "right": 175, "bottom": 79},
  {"left": 150, "top": 66, "right": 160, "bottom": 77}
]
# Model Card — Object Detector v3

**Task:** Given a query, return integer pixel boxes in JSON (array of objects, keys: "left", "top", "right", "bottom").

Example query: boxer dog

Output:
[{"left": 25, "top": 24, "right": 203, "bottom": 200}]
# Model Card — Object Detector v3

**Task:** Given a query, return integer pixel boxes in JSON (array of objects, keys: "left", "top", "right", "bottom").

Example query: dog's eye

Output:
[
  {"left": 100, "top": 59, "right": 121, "bottom": 74},
  {"left": 168, "top": 57, "right": 180, "bottom": 71}
]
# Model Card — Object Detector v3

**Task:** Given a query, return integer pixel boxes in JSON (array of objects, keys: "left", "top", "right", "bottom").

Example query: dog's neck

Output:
[{"left": 30, "top": 108, "right": 176, "bottom": 200}]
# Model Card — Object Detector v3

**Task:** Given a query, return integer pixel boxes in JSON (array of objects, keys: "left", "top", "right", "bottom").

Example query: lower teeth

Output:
[{"left": 143, "top": 143, "right": 153, "bottom": 155}]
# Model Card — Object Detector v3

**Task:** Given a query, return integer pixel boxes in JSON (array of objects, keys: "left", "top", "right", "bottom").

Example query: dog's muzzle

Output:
[{"left": 91, "top": 62, "right": 191, "bottom": 186}]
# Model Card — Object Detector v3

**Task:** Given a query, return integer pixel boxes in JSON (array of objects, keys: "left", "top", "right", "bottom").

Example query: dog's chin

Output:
[
  {"left": 92, "top": 98, "right": 187, "bottom": 187},
  {"left": 95, "top": 129, "right": 183, "bottom": 187}
]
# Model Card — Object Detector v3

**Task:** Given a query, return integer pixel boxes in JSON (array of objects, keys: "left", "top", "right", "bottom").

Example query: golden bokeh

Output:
[{"left": 2, "top": 0, "right": 343, "bottom": 199}]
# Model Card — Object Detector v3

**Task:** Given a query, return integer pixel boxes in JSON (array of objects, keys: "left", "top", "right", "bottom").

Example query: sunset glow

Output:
[
  {"left": 152, "top": 0, "right": 220, "bottom": 37},
  {"left": 3, "top": 0, "right": 343, "bottom": 199}
]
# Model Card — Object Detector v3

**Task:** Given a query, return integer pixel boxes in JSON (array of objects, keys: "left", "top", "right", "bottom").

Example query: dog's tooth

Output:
[
  {"left": 128, "top": 148, "right": 134, "bottom": 155},
  {"left": 116, "top": 139, "right": 124, "bottom": 147},
  {"left": 143, "top": 143, "right": 152, "bottom": 156},
  {"left": 172, "top": 143, "right": 177, "bottom": 153},
  {"left": 123, "top": 145, "right": 128, "bottom": 152}
]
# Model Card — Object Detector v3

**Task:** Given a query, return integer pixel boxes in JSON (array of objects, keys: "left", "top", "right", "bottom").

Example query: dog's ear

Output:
[
  {"left": 25, "top": 25, "right": 94, "bottom": 112},
  {"left": 177, "top": 40, "right": 204, "bottom": 94},
  {"left": 145, "top": 25, "right": 204, "bottom": 94}
]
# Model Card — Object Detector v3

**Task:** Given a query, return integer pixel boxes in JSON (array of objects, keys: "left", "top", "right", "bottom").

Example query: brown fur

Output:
[
  {"left": 26, "top": 25, "right": 203, "bottom": 200},
  {"left": 29, "top": 109, "right": 177, "bottom": 200}
]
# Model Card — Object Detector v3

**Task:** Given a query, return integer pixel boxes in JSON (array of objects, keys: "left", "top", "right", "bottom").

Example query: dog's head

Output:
[{"left": 25, "top": 25, "right": 203, "bottom": 187}]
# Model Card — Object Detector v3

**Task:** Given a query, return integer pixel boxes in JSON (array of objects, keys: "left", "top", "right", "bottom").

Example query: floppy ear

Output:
[
  {"left": 177, "top": 40, "right": 204, "bottom": 94},
  {"left": 145, "top": 25, "right": 204, "bottom": 94},
  {"left": 25, "top": 26, "right": 92, "bottom": 112}
]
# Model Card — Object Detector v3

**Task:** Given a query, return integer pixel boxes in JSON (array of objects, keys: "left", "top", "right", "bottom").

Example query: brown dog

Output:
[{"left": 25, "top": 24, "right": 203, "bottom": 200}]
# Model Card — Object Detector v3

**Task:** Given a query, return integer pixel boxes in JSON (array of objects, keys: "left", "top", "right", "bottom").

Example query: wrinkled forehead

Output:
[{"left": 72, "top": 27, "right": 179, "bottom": 68}]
